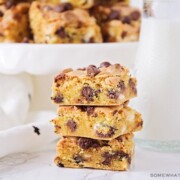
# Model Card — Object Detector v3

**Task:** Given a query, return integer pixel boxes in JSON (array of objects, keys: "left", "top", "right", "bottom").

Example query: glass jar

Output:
[{"left": 133, "top": 0, "right": 180, "bottom": 151}]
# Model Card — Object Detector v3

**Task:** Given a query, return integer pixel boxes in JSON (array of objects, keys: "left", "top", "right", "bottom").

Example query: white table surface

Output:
[{"left": 0, "top": 146, "right": 180, "bottom": 180}]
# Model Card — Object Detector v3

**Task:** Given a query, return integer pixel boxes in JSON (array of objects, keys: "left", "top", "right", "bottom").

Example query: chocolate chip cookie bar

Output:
[
  {"left": 55, "top": 133, "right": 134, "bottom": 171},
  {"left": 91, "top": 3, "right": 141, "bottom": 42},
  {"left": 52, "top": 105, "right": 142, "bottom": 140},
  {"left": 51, "top": 62, "right": 137, "bottom": 106},
  {"left": 29, "top": 2, "right": 102, "bottom": 43},
  {"left": 0, "top": 3, "right": 30, "bottom": 42}
]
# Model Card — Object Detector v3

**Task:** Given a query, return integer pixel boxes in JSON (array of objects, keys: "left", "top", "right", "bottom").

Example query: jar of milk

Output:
[{"left": 134, "top": 0, "right": 180, "bottom": 151}]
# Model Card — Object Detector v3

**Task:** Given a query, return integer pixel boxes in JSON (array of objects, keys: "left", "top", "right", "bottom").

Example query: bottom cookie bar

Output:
[{"left": 55, "top": 133, "right": 134, "bottom": 171}]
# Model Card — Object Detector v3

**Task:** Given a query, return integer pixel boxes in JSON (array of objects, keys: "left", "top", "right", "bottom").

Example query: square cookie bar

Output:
[
  {"left": 52, "top": 105, "right": 143, "bottom": 140},
  {"left": 91, "top": 3, "right": 141, "bottom": 42},
  {"left": 0, "top": 3, "right": 30, "bottom": 42},
  {"left": 55, "top": 133, "right": 134, "bottom": 171},
  {"left": 29, "top": 2, "right": 102, "bottom": 43},
  {"left": 51, "top": 62, "right": 137, "bottom": 106}
]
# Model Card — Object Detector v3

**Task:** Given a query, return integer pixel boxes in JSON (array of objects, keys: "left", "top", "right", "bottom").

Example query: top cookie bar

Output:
[{"left": 51, "top": 62, "right": 137, "bottom": 106}]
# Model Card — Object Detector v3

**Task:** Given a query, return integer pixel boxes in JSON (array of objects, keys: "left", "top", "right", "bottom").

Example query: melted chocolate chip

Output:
[
  {"left": 55, "top": 73, "right": 65, "bottom": 82},
  {"left": 122, "top": 16, "right": 131, "bottom": 24},
  {"left": 52, "top": 95, "right": 64, "bottom": 103},
  {"left": 0, "top": 11, "right": 4, "bottom": 17},
  {"left": 102, "top": 152, "right": 112, "bottom": 165},
  {"left": 57, "top": 163, "right": 64, "bottom": 167},
  {"left": 129, "top": 79, "right": 137, "bottom": 94},
  {"left": 87, "top": 65, "right": 100, "bottom": 77},
  {"left": 121, "top": 31, "right": 127, "bottom": 39},
  {"left": 99, "top": 62, "right": 111, "bottom": 68},
  {"left": 55, "top": 27, "right": 66, "bottom": 38},
  {"left": 130, "top": 11, "right": 141, "bottom": 21},
  {"left": 108, "top": 90, "right": 119, "bottom": 100},
  {"left": 77, "top": 67, "right": 86, "bottom": 71},
  {"left": 66, "top": 120, "right": 77, "bottom": 132},
  {"left": 81, "top": 86, "right": 94, "bottom": 101},
  {"left": 102, "top": 151, "right": 129, "bottom": 165},
  {"left": 80, "top": 106, "right": 95, "bottom": 116},
  {"left": 116, "top": 136, "right": 123, "bottom": 142},
  {"left": 74, "top": 154, "right": 84, "bottom": 163},
  {"left": 117, "top": 80, "right": 126, "bottom": 93},
  {"left": 108, "top": 10, "right": 121, "bottom": 20},
  {"left": 78, "top": 138, "right": 100, "bottom": 150},
  {"left": 112, "top": 110, "right": 118, "bottom": 116},
  {"left": 96, "top": 126, "right": 116, "bottom": 138},
  {"left": 54, "top": 3, "right": 73, "bottom": 13}
]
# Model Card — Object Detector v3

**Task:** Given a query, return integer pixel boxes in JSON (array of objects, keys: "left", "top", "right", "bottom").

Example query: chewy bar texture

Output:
[
  {"left": 51, "top": 62, "right": 137, "bottom": 106},
  {"left": 0, "top": 3, "right": 30, "bottom": 42},
  {"left": 52, "top": 105, "right": 143, "bottom": 140},
  {"left": 29, "top": 2, "right": 102, "bottom": 44},
  {"left": 55, "top": 133, "right": 134, "bottom": 171},
  {"left": 91, "top": 3, "right": 141, "bottom": 42}
]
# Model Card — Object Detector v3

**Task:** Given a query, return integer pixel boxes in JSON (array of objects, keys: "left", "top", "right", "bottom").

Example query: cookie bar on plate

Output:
[
  {"left": 91, "top": 3, "right": 141, "bottom": 42},
  {"left": 0, "top": 3, "right": 30, "bottom": 42},
  {"left": 52, "top": 105, "right": 143, "bottom": 140},
  {"left": 51, "top": 62, "right": 137, "bottom": 106},
  {"left": 29, "top": 2, "right": 102, "bottom": 43},
  {"left": 55, "top": 133, "right": 134, "bottom": 171}
]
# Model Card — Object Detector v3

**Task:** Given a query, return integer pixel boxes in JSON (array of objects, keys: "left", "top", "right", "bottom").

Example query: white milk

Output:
[{"left": 133, "top": 18, "right": 180, "bottom": 150}]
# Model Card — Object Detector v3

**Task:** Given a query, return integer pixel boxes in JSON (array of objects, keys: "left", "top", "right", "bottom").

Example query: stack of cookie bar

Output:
[
  {"left": 51, "top": 62, "right": 143, "bottom": 171},
  {"left": 0, "top": 0, "right": 141, "bottom": 43}
]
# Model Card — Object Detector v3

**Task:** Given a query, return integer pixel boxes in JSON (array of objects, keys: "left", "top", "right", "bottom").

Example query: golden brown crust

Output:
[{"left": 55, "top": 133, "right": 134, "bottom": 171}]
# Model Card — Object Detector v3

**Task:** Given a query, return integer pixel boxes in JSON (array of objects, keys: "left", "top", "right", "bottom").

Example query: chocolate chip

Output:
[
  {"left": 87, "top": 65, "right": 100, "bottom": 77},
  {"left": 66, "top": 120, "right": 77, "bottom": 132},
  {"left": 129, "top": 79, "right": 137, "bottom": 94},
  {"left": 102, "top": 152, "right": 112, "bottom": 165},
  {"left": 121, "top": 31, "right": 127, "bottom": 39},
  {"left": 96, "top": 126, "right": 116, "bottom": 138},
  {"left": 99, "top": 62, "right": 111, "bottom": 68},
  {"left": 54, "top": 3, "right": 73, "bottom": 13},
  {"left": 55, "top": 27, "right": 66, "bottom": 38},
  {"left": 130, "top": 11, "right": 141, "bottom": 21},
  {"left": 81, "top": 86, "right": 94, "bottom": 101},
  {"left": 57, "top": 163, "right": 64, "bottom": 167},
  {"left": 115, "top": 151, "right": 129, "bottom": 160},
  {"left": 74, "top": 154, "right": 84, "bottom": 163},
  {"left": 116, "top": 136, "right": 123, "bottom": 142},
  {"left": 78, "top": 138, "right": 100, "bottom": 150},
  {"left": 0, "top": 11, "right": 3, "bottom": 17},
  {"left": 80, "top": 106, "right": 95, "bottom": 116},
  {"left": 52, "top": 95, "right": 64, "bottom": 103},
  {"left": 117, "top": 80, "right": 126, "bottom": 93},
  {"left": 108, "top": 10, "right": 120, "bottom": 20},
  {"left": 112, "top": 110, "right": 118, "bottom": 116},
  {"left": 32, "top": 126, "right": 40, "bottom": 135},
  {"left": 94, "top": 89, "right": 100, "bottom": 97},
  {"left": 122, "top": 16, "right": 131, "bottom": 24},
  {"left": 108, "top": 90, "right": 119, "bottom": 100},
  {"left": 55, "top": 73, "right": 65, "bottom": 82}
]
